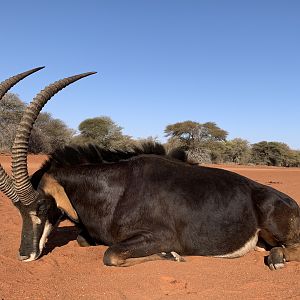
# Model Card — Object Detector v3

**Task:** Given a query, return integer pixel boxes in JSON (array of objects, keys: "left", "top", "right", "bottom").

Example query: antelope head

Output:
[{"left": 0, "top": 68, "right": 96, "bottom": 261}]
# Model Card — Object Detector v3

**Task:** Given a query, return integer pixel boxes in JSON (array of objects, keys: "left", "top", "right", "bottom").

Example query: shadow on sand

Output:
[{"left": 42, "top": 226, "right": 79, "bottom": 256}]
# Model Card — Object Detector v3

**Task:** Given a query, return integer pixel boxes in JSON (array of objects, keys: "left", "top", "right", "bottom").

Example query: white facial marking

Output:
[
  {"left": 21, "top": 218, "right": 53, "bottom": 262},
  {"left": 22, "top": 253, "right": 38, "bottom": 262},
  {"left": 39, "top": 220, "right": 53, "bottom": 253},
  {"left": 215, "top": 230, "right": 260, "bottom": 258},
  {"left": 29, "top": 211, "right": 42, "bottom": 225}
]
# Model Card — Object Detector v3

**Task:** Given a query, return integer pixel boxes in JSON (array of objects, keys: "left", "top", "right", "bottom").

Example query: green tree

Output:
[
  {"left": 0, "top": 93, "right": 74, "bottom": 153},
  {"left": 73, "top": 116, "right": 134, "bottom": 149},
  {"left": 224, "top": 138, "right": 251, "bottom": 164},
  {"left": 251, "top": 141, "right": 291, "bottom": 166},
  {"left": 165, "top": 121, "right": 199, "bottom": 148},
  {"left": 287, "top": 150, "right": 300, "bottom": 167},
  {"left": 165, "top": 120, "right": 228, "bottom": 163},
  {"left": 208, "top": 141, "right": 227, "bottom": 164},
  {"left": 165, "top": 121, "right": 228, "bottom": 149},
  {"left": 0, "top": 93, "right": 25, "bottom": 151},
  {"left": 30, "top": 113, "right": 75, "bottom": 153},
  {"left": 202, "top": 122, "right": 228, "bottom": 142}
]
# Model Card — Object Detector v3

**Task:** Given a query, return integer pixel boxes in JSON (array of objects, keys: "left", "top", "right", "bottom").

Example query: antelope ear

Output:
[{"left": 39, "top": 174, "right": 78, "bottom": 222}]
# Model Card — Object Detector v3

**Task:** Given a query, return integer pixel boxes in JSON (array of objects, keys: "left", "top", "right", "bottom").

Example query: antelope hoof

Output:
[
  {"left": 161, "top": 251, "right": 186, "bottom": 262},
  {"left": 77, "top": 234, "right": 92, "bottom": 247},
  {"left": 267, "top": 247, "right": 286, "bottom": 270}
]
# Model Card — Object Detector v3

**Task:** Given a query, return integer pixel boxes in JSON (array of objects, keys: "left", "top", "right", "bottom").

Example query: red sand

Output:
[{"left": 0, "top": 155, "right": 299, "bottom": 299}]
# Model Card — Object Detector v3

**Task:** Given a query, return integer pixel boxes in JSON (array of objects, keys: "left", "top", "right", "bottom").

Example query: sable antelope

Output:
[{"left": 0, "top": 68, "right": 300, "bottom": 270}]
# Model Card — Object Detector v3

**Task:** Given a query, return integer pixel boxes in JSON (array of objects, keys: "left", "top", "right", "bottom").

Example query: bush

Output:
[
  {"left": 0, "top": 93, "right": 74, "bottom": 153},
  {"left": 251, "top": 141, "right": 291, "bottom": 166},
  {"left": 72, "top": 116, "right": 135, "bottom": 150},
  {"left": 224, "top": 139, "right": 251, "bottom": 164}
]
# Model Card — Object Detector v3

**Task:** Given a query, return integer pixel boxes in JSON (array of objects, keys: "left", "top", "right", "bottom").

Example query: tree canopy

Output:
[
  {"left": 251, "top": 141, "right": 293, "bottom": 167},
  {"left": 164, "top": 121, "right": 300, "bottom": 166},
  {"left": 1, "top": 92, "right": 299, "bottom": 166},
  {"left": 72, "top": 116, "right": 134, "bottom": 149},
  {"left": 224, "top": 138, "right": 251, "bottom": 164},
  {"left": 0, "top": 93, "right": 74, "bottom": 153},
  {"left": 165, "top": 120, "right": 229, "bottom": 163},
  {"left": 0, "top": 93, "right": 25, "bottom": 152},
  {"left": 165, "top": 121, "right": 228, "bottom": 149}
]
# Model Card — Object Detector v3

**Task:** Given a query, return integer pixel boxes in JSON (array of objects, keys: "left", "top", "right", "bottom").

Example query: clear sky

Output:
[{"left": 1, "top": 1, "right": 299, "bottom": 149}]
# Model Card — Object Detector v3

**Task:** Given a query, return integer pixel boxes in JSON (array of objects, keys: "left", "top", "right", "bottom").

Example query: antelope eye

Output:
[{"left": 37, "top": 202, "right": 47, "bottom": 214}]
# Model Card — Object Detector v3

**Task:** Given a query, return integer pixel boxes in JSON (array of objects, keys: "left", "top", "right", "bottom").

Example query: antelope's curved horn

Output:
[
  {"left": 0, "top": 67, "right": 45, "bottom": 99},
  {"left": 12, "top": 72, "right": 97, "bottom": 205},
  {"left": 0, "top": 67, "right": 44, "bottom": 203},
  {"left": 0, "top": 170, "right": 19, "bottom": 203}
]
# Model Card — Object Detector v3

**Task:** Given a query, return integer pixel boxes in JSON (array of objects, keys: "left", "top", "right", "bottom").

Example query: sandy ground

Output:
[{"left": 0, "top": 155, "right": 300, "bottom": 300}]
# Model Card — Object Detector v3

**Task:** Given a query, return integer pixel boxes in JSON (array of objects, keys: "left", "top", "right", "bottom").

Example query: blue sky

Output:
[{"left": 1, "top": 1, "right": 300, "bottom": 149}]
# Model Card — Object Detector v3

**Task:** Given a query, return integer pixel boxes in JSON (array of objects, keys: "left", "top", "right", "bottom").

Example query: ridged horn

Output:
[
  {"left": 0, "top": 67, "right": 45, "bottom": 99},
  {"left": 0, "top": 169, "right": 19, "bottom": 203},
  {"left": 0, "top": 67, "right": 44, "bottom": 203},
  {"left": 12, "top": 72, "right": 97, "bottom": 205}
]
